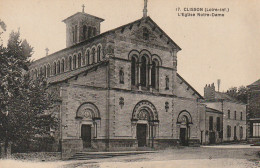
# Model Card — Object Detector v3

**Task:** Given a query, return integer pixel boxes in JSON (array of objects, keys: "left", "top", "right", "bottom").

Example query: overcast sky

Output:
[{"left": 1, "top": 0, "right": 259, "bottom": 95}]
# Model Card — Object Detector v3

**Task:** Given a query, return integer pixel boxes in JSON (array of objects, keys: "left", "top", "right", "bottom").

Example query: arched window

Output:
[
  {"left": 72, "top": 27, "right": 75, "bottom": 42},
  {"left": 140, "top": 56, "right": 147, "bottom": 87},
  {"left": 39, "top": 67, "right": 43, "bottom": 77},
  {"left": 228, "top": 110, "right": 230, "bottom": 119},
  {"left": 165, "top": 76, "right": 169, "bottom": 90},
  {"left": 143, "top": 27, "right": 149, "bottom": 40},
  {"left": 97, "top": 46, "right": 101, "bottom": 62},
  {"left": 75, "top": 25, "right": 78, "bottom": 42},
  {"left": 57, "top": 60, "right": 60, "bottom": 74},
  {"left": 82, "top": 53, "right": 86, "bottom": 66},
  {"left": 73, "top": 55, "right": 77, "bottom": 69},
  {"left": 92, "top": 48, "right": 96, "bottom": 64},
  {"left": 35, "top": 69, "right": 38, "bottom": 78},
  {"left": 47, "top": 64, "right": 51, "bottom": 77},
  {"left": 86, "top": 50, "right": 90, "bottom": 65},
  {"left": 69, "top": 56, "right": 72, "bottom": 70},
  {"left": 119, "top": 68, "right": 124, "bottom": 84},
  {"left": 61, "top": 59, "right": 65, "bottom": 73},
  {"left": 53, "top": 62, "right": 57, "bottom": 75},
  {"left": 78, "top": 53, "right": 82, "bottom": 68},
  {"left": 44, "top": 65, "right": 47, "bottom": 77},
  {"left": 151, "top": 59, "right": 159, "bottom": 89},
  {"left": 88, "top": 27, "right": 92, "bottom": 38},
  {"left": 93, "top": 27, "right": 97, "bottom": 36},
  {"left": 234, "top": 111, "right": 237, "bottom": 120},
  {"left": 83, "top": 25, "right": 87, "bottom": 40},
  {"left": 131, "top": 57, "right": 137, "bottom": 86}
]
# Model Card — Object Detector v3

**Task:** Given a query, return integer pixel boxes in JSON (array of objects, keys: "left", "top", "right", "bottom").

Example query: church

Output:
[{"left": 29, "top": 2, "right": 205, "bottom": 159}]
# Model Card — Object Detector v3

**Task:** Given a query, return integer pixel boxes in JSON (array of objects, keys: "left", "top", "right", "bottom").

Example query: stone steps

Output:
[{"left": 68, "top": 150, "right": 156, "bottom": 160}]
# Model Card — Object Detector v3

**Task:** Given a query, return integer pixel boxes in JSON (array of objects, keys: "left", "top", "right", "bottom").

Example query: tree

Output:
[
  {"left": 0, "top": 23, "right": 57, "bottom": 154},
  {"left": 226, "top": 86, "right": 248, "bottom": 104}
]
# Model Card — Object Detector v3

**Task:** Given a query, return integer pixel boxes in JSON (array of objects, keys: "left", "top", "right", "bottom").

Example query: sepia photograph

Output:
[{"left": 0, "top": 0, "right": 259, "bottom": 167}]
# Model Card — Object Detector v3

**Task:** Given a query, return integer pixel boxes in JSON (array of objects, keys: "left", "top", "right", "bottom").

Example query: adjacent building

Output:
[
  {"left": 201, "top": 83, "right": 246, "bottom": 144},
  {"left": 247, "top": 79, "right": 260, "bottom": 143}
]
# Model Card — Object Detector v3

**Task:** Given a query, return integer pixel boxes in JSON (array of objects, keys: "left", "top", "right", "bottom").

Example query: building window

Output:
[
  {"left": 61, "top": 59, "right": 65, "bottom": 73},
  {"left": 86, "top": 50, "right": 90, "bottom": 65},
  {"left": 47, "top": 64, "right": 51, "bottom": 77},
  {"left": 83, "top": 25, "right": 87, "bottom": 40},
  {"left": 216, "top": 117, "right": 220, "bottom": 131},
  {"left": 73, "top": 55, "right": 77, "bottom": 69},
  {"left": 131, "top": 57, "right": 137, "bottom": 86},
  {"left": 69, "top": 56, "right": 72, "bottom": 70},
  {"left": 93, "top": 27, "right": 97, "bottom": 36},
  {"left": 75, "top": 25, "right": 78, "bottom": 42},
  {"left": 97, "top": 46, "right": 101, "bottom": 62},
  {"left": 44, "top": 65, "right": 47, "bottom": 77},
  {"left": 227, "top": 125, "right": 231, "bottom": 138},
  {"left": 88, "top": 27, "right": 92, "bottom": 38},
  {"left": 240, "top": 126, "right": 243, "bottom": 139},
  {"left": 151, "top": 59, "right": 159, "bottom": 89},
  {"left": 234, "top": 111, "right": 237, "bottom": 120},
  {"left": 228, "top": 110, "right": 230, "bottom": 119},
  {"left": 143, "top": 27, "right": 149, "bottom": 40},
  {"left": 82, "top": 54, "right": 86, "bottom": 66},
  {"left": 140, "top": 56, "right": 147, "bottom": 87},
  {"left": 165, "top": 76, "right": 169, "bottom": 90},
  {"left": 234, "top": 126, "right": 237, "bottom": 140},
  {"left": 240, "top": 112, "right": 242, "bottom": 120},
  {"left": 119, "top": 68, "right": 124, "bottom": 84},
  {"left": 253, "top": 123, "right": 260, "bottom": 137},
  {"left": 57, "top": 60, "right": 60, "bottom": 74},
  {"left": 165, "top": 102, "right": 169, "bottom": 112},
  {"left": 53, "top": 62, "right": 57, "bottom": 75},
  {"left": 78, "top": 53, "right": 82, "bottom": 68},
  {"left": 92, "top": 48, "right": 95, "bottom": 64},
  {"left": 209, "top": 116, "right": 213, "bottom": 131}
]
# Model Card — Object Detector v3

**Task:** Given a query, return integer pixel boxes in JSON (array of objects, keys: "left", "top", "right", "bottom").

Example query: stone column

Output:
[
  {"left": 138, "top": 62, "right": 141, "bottom": 90},
  {"left": 149, "top": 64, "right": 153, "bottom": 91}
]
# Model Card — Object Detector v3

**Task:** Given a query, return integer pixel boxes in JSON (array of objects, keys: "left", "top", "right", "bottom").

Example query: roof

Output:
[
  {"left": 62, "top": 12, "right": 104, "bottom": 23},
  {"left": 206, "top": 107, "right": 223, "bottom": 114},
  {"left": 48, "top": 60, "right": 109, "bottom": 84},
  {"left": 215, "top": 91, "right": 238, "bottom": 101},
  {"left": 177, "top": 73, "right": 203, "bottom": 99},
  {"left": 32, "top": 16, "right": 181, "bottom": 66},
  {"left": 248, "top": 79, "right": 260, "bottom": 87}
]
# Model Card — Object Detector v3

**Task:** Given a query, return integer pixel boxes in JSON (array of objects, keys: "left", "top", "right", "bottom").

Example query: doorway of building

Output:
[
  {"left": 209, "top": 132, "right": 216, "bottom": 144},
  {"left": 137, "top": 124, "right": 147, "bottom": 147},
  {"left": 180, "top": 128, "right": 188, "bottom": 146},
  {"left": 234, "top": 126, "right": 237, "bottom": 141},
  {"left": 81, "top": 124, "right": 91, "bottom": 148}
]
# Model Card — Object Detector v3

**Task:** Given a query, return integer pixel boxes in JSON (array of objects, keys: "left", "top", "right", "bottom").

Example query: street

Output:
[{"left": 0, "top": 144, "right": 259, "bottom": 168}]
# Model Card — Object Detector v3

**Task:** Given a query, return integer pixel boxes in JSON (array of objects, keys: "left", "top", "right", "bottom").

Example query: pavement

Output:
[{"left": 0, "top": 144, "right": 259, "bottom": 168}]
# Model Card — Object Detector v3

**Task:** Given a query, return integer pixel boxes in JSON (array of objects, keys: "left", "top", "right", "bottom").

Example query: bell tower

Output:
[{"left": 63, "top": 5, "right": 105, "bottom": 47}]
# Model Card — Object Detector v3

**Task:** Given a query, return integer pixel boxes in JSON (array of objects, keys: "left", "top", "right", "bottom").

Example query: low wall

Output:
[{"left": 12, "top": 152, "right": 61, "bottom": 161}]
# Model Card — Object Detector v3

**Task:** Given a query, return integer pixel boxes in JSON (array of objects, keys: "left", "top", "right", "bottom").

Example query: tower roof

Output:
[{"left": 62, "top": 12, "right": 104, "bottom": 23}]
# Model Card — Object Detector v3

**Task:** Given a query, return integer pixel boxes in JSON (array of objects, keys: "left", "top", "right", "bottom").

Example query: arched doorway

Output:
[
  {"left": 131, "top": 100, "right": 159, "bottom": 148},
  {"left": 177, "top": 110, "right": 192, "bottom": 146},
  {"left": 76, "top": 102, "right": 101, "bottom": 148}
]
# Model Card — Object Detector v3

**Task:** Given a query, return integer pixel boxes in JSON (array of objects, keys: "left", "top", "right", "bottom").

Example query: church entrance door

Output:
[
  {"left": 137, "top": 124, "right": 147, "bottom": 147},
  {"left": 180, "top": 128, "right": 188, "bottom": 146},
  {"left": 81, "top": 124, "right": 91, "bottom": 148},
  {"left": 209, "top": 132, "right": 216, "bottom": 144}
]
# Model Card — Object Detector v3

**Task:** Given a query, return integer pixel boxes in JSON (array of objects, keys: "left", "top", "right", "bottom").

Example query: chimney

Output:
[
  {"left": 217, "top": 79, "right": 221, "bottom": 92},
  {"left": 45, "top": 48, "right": 49, "bottom": 56},
  {"left": 204, "top": 83, "right": 216, "bottom": 100}
]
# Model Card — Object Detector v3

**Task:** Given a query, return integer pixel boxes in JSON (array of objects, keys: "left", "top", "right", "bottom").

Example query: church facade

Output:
[{"left": 30, "top": 7, "right": 205, "bottom": 159}]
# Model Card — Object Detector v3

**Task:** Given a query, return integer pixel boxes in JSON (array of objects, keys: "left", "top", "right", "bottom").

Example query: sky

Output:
[{"left": 0, "top": 0, "right": 259, "bottom": 95}]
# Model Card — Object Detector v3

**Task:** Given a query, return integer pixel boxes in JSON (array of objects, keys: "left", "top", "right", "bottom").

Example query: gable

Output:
[
  {"left": 175, "top": 73, "right": 203, "bottom": 99},
  {"left": 111, "top": 17, "right": 181, "bottom": 51}
]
